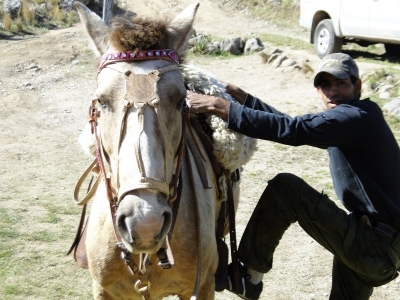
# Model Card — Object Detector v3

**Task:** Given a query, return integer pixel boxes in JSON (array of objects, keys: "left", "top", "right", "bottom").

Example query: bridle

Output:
[
  {"left": 90, "top": 49, "right": 185, "bottom": 206},
  {"left": 95, "top": 49, "right": 187, "bottom": 232},
  {"left": 74, "top": 49, "right": 190, "bottom": 298}
]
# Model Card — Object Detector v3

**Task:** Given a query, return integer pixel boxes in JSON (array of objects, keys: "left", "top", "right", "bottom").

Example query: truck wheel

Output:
[
  {"left": 314, "top": 19, "right": 343, "bottom": 58},
  {"left": 384, "top": 43, "right": 400, "bottom": 57}
]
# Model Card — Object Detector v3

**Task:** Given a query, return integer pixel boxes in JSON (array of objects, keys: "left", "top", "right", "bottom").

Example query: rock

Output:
[
  {"left": 281, "top": 58, "right": 296, "bottom": 67},
  {"left": 267, "top": 53, "right": 280, "bottom": 64},
  {"left": 206, "top": 42, "right": 221, "bottom": 55},
  {"left": 221, "top": 37, "right": 245, "bottom": 55},
  {"left": 380, "top": 84, "right": 394, "bottom": 93},
  {"left": 293, "top": 64, "right": 303, "bottom": 71},
  {"left": 383, "top": 97, "right": 400, "bottom": 118},
  {"left": 379, "top": 91, "right": 391, "bottom": 99},
  {"left": 3, "top": 0, "right": 20, "bottom": 16},
  {"left": 270, "top": 48, "right": 283, "bottom": 55},
  {"left": 386, "top": 75, "right": 394, "bottom": 83},
  {"left": 370, "top": 82, "right": 380, "bottom": 91},
  {"left": 59, "top": 0, "right": 91, "bottom": 11},
  {"left": 244, "top": 38, "right": 264, "bottom": 55},
  {"left": 272, "top": 54, "right": 287, "bottom": 68},
  {"left": 188, "top": 34, "right": 208, "bottom": 47}
]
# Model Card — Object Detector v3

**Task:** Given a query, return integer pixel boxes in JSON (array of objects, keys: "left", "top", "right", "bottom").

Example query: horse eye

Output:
[
  {"left": 97, "top": 98, "right": 107, "bottom": 109},
  {"left": 176, "top": 98, "right": 185, "bottom": 110}
]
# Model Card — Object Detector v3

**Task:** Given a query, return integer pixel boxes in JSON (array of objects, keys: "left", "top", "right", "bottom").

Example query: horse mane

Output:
[{"left": 109, "top": 16, "right": 169, "bottom": 52}]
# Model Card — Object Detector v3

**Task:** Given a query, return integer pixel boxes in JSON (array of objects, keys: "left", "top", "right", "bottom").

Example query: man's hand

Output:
[{"left": 186, "top": 91, "right": 231, "bottom": 121}]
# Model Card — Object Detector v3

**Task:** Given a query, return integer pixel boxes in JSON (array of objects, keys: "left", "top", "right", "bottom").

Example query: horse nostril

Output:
[
  {"left": 117, "top": 215, "right": 135, "bottom": 244},
  {"left": 159, "top": 211, "right": 172, "bottom": 239},
  {"left": 117, "top": 215, "right": 125, "bottom": 231}
]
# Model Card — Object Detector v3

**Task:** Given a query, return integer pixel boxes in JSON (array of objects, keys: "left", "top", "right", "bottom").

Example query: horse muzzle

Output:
[{"left": 115, "top": 190, "right": 172, "bottom": 254}]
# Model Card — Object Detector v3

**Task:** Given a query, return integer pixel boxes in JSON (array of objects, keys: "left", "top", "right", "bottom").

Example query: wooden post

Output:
[{"left": 102, "top": 0, "right": 113, "bottom": 25}]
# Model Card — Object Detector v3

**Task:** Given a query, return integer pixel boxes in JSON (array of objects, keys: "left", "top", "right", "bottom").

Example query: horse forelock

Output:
[{"left": 109, "top": 16, "right": 170, "bottom": 52}]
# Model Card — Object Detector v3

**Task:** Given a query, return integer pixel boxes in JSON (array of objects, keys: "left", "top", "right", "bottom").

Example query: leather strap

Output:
[
  {"left": 190, "top": 116, "right": 222, "bottom": 179},
  {"left": 67, "top": 204, "right": 88, "bottom": 261},
  {"left": 186, "top": 130, "right": 211, "bottom": 189},
  {"left": 215, "top": 200, "right": 228, "bottom": 291},
  {"left": 225, "top": 169, "right": 241, "bottom": 292},
  {"left": 73, "top": 159, "right": 101, "bottom": 205}
]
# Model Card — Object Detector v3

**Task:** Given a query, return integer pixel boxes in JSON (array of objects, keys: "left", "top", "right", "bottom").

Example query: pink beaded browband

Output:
[{"left": 98, "top": 49, "right": 179, "bottom": 72}]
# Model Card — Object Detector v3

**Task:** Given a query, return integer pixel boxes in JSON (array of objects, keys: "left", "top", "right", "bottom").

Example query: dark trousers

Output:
[{"left": 238, "top": 173, "right": 400, "bottom": 300}]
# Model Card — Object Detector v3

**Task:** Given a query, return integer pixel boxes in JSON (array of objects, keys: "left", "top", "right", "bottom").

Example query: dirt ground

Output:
[{"left": 0, "top": 1, "right": 399, "bottom": 299}]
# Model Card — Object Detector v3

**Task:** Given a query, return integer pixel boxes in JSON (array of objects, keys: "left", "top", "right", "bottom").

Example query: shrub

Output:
[
  {"left": 3, "top": 13, "right": 12, "bottom": 31},
  {"left": 2, "top": 0, "right": 79, "bottom": 33}
]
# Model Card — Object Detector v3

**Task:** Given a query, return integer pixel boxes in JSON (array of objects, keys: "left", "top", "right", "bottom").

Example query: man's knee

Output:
[
  {"left": 267, "top": 173, "right": 324, "bottom": 222},
  {"left": 269, "top": 173, "right": 305, "bottom": 192}
]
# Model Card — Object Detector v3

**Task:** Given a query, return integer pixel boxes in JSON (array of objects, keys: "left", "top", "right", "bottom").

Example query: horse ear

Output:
[
  {"left": 167, "top": 2, "right": 200, "bottom": 55},
  {"left": 74, "top": 2, "right": 110, "bottom": 57}
]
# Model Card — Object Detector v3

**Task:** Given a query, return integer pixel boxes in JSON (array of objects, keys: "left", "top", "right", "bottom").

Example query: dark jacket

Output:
[{"left": 228, "top": 94, "right": 400, "bottom": 229}]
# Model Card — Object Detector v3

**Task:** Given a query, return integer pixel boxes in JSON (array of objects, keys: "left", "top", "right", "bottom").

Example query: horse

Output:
[{"left": 71, "top": 2, "right": 257, "bottom": 299}]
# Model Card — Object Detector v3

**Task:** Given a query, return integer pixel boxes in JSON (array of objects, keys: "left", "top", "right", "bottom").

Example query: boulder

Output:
[
  {"left": 271, "top": 54, "right": 287, "bottom": 68},
  {"left": 244, "top": 38, "right": 264, "bottom": 54},
  {"left": 3, "top": 0, "right": 20, "bottom": 17},
  {"left": 207, "top": 41, "right": 221, "bottom": 55},
  {"left": 383, "top": 97, "right": 400, "bottom": 119},
  {"left": 221, "top": 37, "right": 245, "bottom": 55}
]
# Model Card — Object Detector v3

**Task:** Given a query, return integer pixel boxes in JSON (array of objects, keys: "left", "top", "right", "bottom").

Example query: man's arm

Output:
[{"left": 224, "top": 83, "right": 247, "bottom": 104}]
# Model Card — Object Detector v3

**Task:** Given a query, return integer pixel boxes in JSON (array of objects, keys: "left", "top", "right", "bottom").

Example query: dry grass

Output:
[
  {"left": 21, "top": 0, "right": 35, "bottom": 25},
  {"left": 2, "top": 0, "right": 76, "bottom": 33},
  {"left": 3, "top": 13, "right": 11, "bottom": 30},
  {"left": 50, "top": 0, "right": 60, "bottom": 20}
]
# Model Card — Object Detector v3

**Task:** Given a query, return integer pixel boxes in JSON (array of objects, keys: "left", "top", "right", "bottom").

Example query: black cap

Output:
[{"left": 314, "top": 53, "right": 359, "bottom": 87}]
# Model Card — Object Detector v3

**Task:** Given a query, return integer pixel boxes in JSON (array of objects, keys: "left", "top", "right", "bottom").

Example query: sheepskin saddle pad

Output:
[{"left": 181, "top": 63, "right": 257, "bottom": 172}]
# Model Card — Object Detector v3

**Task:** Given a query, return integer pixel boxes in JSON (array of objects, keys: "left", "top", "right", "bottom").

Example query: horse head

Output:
[{"left": 75, "top": 2, "right": 199, "bottom": 255}]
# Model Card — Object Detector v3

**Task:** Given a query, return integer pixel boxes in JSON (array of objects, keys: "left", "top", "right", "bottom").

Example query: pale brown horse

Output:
[{"left": 73, "top": 2, "right": 245, "bottom": 299}]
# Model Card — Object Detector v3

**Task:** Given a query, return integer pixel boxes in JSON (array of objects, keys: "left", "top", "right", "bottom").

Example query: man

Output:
[{"left": 186, "top": 53, "right": 400, "bottom": 300}]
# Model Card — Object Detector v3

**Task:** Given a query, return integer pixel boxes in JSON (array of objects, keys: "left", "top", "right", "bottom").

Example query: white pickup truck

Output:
[{"left": 299, "top": 0, "right": 400, "bottom": 58}]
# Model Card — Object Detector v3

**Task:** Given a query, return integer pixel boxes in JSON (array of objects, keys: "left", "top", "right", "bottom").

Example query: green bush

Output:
[{"left": 191, "top": 36, "right": 212, "bottom": 55}]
